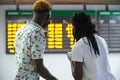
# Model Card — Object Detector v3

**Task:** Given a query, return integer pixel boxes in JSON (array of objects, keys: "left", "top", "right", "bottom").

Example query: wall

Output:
[
  {"left": 0, "top": 0, "right": 120, "bottom": 4},
  {"left": 0, "top": 5, "right": 16, "bottom": 80},
  {"left": 0, "top": 4, "right": 120, "bottom": 80}
]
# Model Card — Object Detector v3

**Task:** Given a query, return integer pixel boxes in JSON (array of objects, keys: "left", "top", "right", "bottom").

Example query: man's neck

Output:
[{"left": 32, "top": 18, "right": 43, "bottom": 27}]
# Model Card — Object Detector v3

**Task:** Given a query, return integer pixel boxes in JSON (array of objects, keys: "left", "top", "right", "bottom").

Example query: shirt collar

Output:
[{"left": 27, "top": 20, "right": 44, "bottom": 30}]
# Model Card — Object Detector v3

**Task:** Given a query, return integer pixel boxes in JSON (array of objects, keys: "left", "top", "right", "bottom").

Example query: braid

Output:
[{"left": 87, "top": 34, "right": 100, "bottom": 55}]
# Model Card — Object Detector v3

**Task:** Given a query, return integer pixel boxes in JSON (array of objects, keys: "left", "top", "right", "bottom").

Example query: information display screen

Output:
[
  {"left": 98, "top": 10, "right": 120, "bottom": 52},
  {"left": 6, "top": 10, "right": 96, "bottom": 54}
]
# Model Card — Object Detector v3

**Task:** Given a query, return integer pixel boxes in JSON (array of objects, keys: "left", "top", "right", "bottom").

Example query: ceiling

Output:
[{"left": 0, "top": 0, "right": 120, "bottom": 4}]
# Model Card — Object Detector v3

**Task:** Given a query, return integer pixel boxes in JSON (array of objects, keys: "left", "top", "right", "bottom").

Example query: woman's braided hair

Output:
[{"left": 71, "top": 12, "right": 100, "bottom": 55}]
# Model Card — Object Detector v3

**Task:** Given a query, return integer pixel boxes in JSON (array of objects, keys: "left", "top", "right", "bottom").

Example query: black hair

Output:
[
  {"left": 33, "top": 9, "right": 50, "bottom": 14},
  {"left": 71, "top": 12, "right": 100, "bottom": 55}
]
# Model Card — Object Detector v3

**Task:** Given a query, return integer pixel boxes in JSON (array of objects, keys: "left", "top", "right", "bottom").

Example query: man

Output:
[{"left": 14, "top": 0, "right": 58, "bottom": 80}]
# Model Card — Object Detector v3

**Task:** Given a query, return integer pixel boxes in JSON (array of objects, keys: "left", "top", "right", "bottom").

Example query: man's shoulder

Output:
[{"left": 27, "top": 21, "right": 43, "bottom": 31}]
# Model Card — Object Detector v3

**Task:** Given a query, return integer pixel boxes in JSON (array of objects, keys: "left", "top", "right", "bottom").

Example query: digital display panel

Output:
[
  {"left": 6, "top": 10, "right": 96, "bottom": 54},
  {"left": 98, "top": 10, "right": 120, "bottom": 53}
]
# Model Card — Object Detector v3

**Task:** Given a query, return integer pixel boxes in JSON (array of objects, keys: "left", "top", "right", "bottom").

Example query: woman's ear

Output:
[{"left": 72, "top": 28, "right": 76, "bottom": 39}]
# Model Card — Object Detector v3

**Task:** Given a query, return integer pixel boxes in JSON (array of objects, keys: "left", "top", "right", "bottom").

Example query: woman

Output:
[{"left": 67, "top": 12, "right": 116, "bottom": 80}]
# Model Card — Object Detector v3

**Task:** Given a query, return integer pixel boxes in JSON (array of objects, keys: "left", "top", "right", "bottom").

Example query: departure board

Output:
[
  {"left": 6, "top": 10, "right": 96, "bottom": 54},
  {"left": 98, "top": 10, "right": 120, "bottom": 53}
]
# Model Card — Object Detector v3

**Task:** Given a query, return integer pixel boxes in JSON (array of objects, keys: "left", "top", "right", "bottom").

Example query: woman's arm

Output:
[
  {"left": 73, "top": 61, "right": 83, "bottom": 80},
  {"left": 67, "top": 52, "right": 83, "bottom": 80}
]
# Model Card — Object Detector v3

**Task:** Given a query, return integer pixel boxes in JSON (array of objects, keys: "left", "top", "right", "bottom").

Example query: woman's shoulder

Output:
[
  {"left": 74, "top": 37, "right": 89, "bottom": 48},
  {"left": 94, "top": 34, "right": 106, "bottom": 42}
]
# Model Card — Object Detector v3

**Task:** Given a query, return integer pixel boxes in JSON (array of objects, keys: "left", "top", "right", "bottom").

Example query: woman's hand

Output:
[{"left": 67, "top": 52, "right": 72, "bottom": 62}]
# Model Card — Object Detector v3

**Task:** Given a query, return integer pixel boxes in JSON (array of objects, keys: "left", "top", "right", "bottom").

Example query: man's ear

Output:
[{"left": 46, "top": 13, "right": 50, "bottom": 20}]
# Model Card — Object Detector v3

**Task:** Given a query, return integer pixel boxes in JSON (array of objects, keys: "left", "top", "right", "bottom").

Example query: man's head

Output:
[
  {"left": 33, "top": 0, "right": 51, "bottom": 12},
  {"left": 32, "top": 0, "right": 51, "bottom": 29}
]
